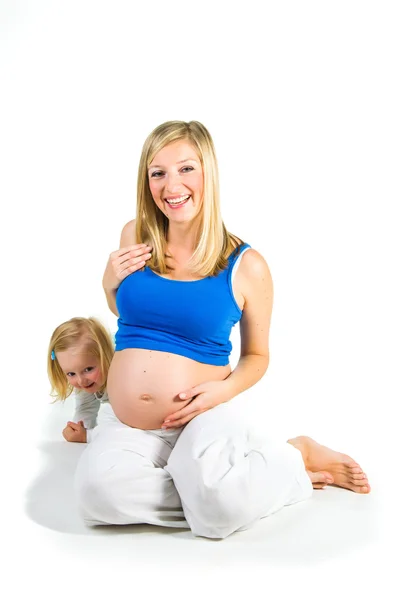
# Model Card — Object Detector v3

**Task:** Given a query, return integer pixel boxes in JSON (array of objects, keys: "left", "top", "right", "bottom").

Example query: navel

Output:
[{"left": 139, "top": 393, "right": 153, "bottom": 402}]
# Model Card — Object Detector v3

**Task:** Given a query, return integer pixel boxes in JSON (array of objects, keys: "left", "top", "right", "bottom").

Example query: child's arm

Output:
[
  {"left": 62, "top": 390, "right": 101, "bottom": 443},
  {"left": 73, "top": 390, "right": 101, "bottom": 429}
]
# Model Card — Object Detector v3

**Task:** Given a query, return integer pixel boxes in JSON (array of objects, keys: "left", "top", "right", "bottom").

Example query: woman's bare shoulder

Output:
[
  {"left": 237, "top": 248, "right": 273, "bottom": 298},
  {"left": 120, "top": 219, "right": 136, "bottom": 248},
  {"left": 240, "top": 248, "right": 272, "bottom": 278}
]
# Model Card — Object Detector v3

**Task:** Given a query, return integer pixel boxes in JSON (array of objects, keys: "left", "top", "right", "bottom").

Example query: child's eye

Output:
[
  {"left": 85, "top": 367, "right": 94, "bottom": 373},
  {"left": 67, "top": 373, "right": 75, "bottom": 378}
]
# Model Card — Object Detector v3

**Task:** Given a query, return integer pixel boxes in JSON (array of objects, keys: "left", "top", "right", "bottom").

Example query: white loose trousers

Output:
[{"left": 74, "top": 402, "right": 313, "bottom": 538}]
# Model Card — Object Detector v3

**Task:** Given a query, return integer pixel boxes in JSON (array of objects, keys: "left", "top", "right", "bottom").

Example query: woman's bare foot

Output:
[
  {"left": 288, "top": 435, "right": 371, "bottom": 494},
  {"left": 306, "top": 469, "right": 335, "bottom": 489}
]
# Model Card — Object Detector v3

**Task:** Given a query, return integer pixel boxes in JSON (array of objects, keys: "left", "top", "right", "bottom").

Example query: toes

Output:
[
  {"left": 354, "top": 480, "right": 369, "bottom": 488},
  {"left": 321, "top": 472, "right": 334, "bottom": 484},
  {"left": 358, "top": 484, "right": 370, "bottom": 493},
  {"left": 349, "top": 465, "right": 363, "bottom": 474},
  {"left": 349, "top": 482, "right": 371, "bottom": 494},
  {"left": 307, "top": 470, "right": 334, "bottom": 486},
  {"left": 315, "top": 471, "right": 334, "bottom": 484},
  {"left": 351, "top": 472, "right": 368, "bottom": 481},
  {"left": 343, "top": 458, "right": 360, "bottom": 469}
]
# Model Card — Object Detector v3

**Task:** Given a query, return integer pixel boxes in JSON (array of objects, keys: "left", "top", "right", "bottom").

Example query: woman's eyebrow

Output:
[{"left": 149, "top": 158, "right": 198, "bottom": 170}]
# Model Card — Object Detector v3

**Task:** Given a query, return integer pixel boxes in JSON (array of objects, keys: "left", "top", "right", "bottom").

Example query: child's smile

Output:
[{"left": 56, "top": 346, "right": 104, "bottom": 393}]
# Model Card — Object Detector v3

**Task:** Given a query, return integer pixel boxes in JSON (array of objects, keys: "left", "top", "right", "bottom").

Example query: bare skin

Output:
[{"left": 288, "top": 436, "right": 371, "bottom": 493}]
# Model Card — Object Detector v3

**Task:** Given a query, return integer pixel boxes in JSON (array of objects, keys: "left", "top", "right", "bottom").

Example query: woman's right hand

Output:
[{"left": 102, "top": 243, "right": 152, "bottom": 292}]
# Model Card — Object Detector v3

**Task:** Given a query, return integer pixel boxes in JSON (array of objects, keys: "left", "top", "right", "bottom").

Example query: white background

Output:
[{"left": 1, "top": 1, "right": 399, "bottom": 598}]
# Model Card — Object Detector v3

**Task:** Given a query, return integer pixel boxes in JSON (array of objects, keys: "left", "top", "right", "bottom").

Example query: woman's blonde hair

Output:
[
  {"left": 47, "top": 317, "right": 114, "bottom": 401},
  {"left": 135, "top": 120, "right": 243, "bottom": 277}
]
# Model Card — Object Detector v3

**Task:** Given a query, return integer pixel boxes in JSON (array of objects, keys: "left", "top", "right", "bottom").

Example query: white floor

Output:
[
  {"left": 26, "top": 414, "right": 378, "bottom": 551},
  {"left": 9, "top": 400, "right": 394, "bottom": 600}
]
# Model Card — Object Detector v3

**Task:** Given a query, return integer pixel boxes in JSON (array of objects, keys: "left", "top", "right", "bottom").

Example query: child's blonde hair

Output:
[{"left": 47, "top": 317, "right": 114, "bottom": 401}]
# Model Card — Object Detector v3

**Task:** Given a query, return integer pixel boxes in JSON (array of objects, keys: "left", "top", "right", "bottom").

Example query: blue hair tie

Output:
[{"left": 51, "top": 350, "right": 56, "bottom": 360}]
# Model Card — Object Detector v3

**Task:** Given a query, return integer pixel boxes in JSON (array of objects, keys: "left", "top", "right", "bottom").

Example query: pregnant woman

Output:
[{"left": 74, "top": 120, "right": 370, "bottom": 539}]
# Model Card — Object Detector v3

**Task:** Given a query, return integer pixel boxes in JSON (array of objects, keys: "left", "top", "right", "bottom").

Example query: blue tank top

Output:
[{"left": 115, "top": 243, "right": 251, "bottom": 366}]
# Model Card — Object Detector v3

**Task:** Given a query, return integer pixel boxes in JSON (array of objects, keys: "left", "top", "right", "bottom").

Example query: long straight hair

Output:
[{"left": 135, "top": 120, "right": 243, "bottom": 277}]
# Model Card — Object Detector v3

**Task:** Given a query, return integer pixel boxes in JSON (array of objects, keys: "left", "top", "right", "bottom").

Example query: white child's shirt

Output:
[{"left": 73, "top": 388, "right": 109, "bottom": 443}]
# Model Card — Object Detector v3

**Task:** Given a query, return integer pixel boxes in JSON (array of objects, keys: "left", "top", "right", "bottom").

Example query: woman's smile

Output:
[{"left": 164, "top": 194, "right": 191, "bottom": 208}]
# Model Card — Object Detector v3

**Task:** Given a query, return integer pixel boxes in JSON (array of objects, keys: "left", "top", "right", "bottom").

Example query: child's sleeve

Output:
[{"left": 73, "top": 390, "right": 101, "bottom": 431}]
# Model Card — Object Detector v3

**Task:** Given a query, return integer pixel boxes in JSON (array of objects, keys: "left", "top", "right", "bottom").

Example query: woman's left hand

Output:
[{"left": 162, "top": 380, "right": 231, "bottom": 429}]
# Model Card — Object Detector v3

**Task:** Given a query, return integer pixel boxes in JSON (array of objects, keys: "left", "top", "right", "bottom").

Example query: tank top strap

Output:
[
  {"left": 227, "top": 243, "right": 252, "bottom": 266},
  {"left": 227, "top": 243, "right": 252, "bottom": 282}
]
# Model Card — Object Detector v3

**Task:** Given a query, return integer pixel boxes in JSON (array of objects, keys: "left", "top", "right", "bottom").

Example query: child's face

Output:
[{"left": 56, "top": 346, "right": 105, "bottom": 393}]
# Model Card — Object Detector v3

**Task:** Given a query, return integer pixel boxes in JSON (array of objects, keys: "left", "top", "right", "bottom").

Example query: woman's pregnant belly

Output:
[{"left": 107, "top": 349, "right": 231, "bottom": 429}]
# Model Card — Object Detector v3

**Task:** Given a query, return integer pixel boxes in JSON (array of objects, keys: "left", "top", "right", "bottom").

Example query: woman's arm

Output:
[
  {"left": 102, "top": 219, "right": 141, "bottom": 317},
  {"left": 104, "top": 289, "right": 119, "bottom": 317},
  {"left": 120, "top": 219, "right": 137, "bottom": 248},
  {"left": 161, "top": 249, "right": 273, "bottom": 429},
  {"left": 224, "top": 249, "right": 273, "bottom": 399}
]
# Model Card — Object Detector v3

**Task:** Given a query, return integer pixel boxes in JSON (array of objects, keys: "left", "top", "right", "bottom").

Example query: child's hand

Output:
[{"left": 62, "top": 420, "right": 87, "bottom": 443}]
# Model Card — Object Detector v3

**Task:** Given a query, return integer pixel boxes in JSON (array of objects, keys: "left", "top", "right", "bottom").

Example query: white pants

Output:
[{"left": 74, "top": 403, "right": 313, "bottom": 539}]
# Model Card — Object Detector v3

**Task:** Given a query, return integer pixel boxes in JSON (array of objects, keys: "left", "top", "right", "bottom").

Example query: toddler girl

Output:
[{"left": 47, "top": 317, "right": 114, "bottom": 443}]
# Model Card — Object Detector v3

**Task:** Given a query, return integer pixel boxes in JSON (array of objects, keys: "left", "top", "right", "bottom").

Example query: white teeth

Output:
[{"left": 165, "top": 194, "right": 190, "bottom": 205}]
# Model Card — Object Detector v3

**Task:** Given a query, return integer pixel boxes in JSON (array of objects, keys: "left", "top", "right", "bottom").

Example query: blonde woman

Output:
[
  {"left": 74, "top": 121, "right": 370, "bottom": 538},
  {"left": 48, "top": 317, "right": 114, "bottom": 443}
]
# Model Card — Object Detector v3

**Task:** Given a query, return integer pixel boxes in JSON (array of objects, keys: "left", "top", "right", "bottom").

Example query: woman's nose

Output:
[{"left": 165, "top": 172, "right": 181, "bottom": 191}]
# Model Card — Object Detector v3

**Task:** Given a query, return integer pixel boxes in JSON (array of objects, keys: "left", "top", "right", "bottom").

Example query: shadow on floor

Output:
[{"left": 25, "top": 411, "right": 379, "bottom": 565}]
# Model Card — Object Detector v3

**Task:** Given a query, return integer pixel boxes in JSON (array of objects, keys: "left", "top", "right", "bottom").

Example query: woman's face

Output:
[{"left": 148, "top": 140, "right": 204, "bottom": 224}]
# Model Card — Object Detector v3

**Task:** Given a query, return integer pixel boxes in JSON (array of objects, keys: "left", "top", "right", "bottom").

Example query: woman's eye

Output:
[{"left": 150, "top": 167, "right": 193, "bottom": 178}]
